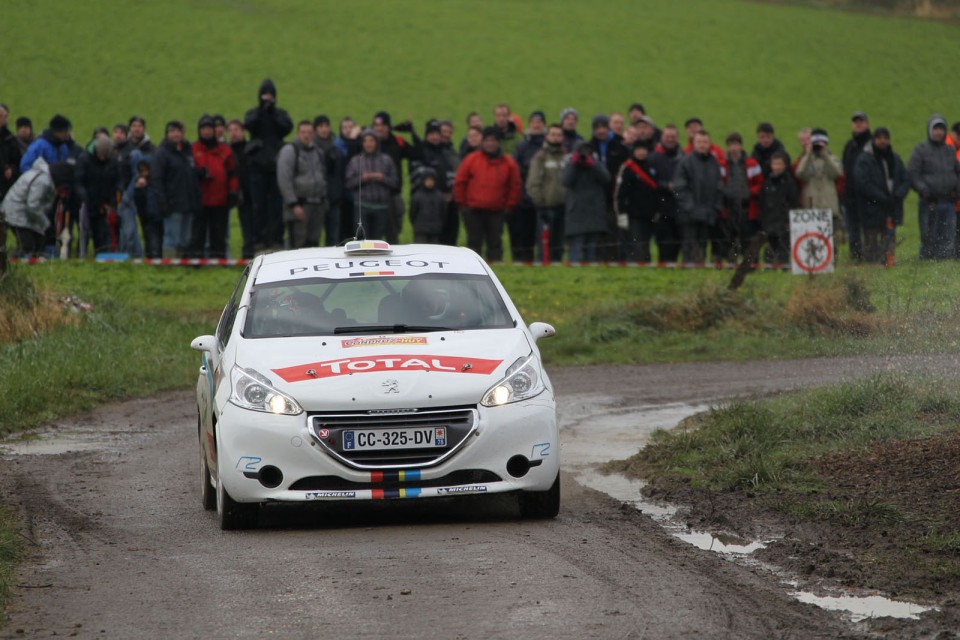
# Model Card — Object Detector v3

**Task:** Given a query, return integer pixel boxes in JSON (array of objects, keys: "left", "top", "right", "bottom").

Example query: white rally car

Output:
[{"left": 191, "top": 241, "right": 559, "bottom": 529}]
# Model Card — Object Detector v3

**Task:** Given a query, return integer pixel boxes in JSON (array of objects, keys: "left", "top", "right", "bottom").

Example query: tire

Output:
[
  {"left": 200, "top": 444, "right": 216, "bottom": 511},
  {"left": 518, "top": 473, "right": 560, "bottom": 519},
  {"left": 216, "top": 473, "right": 259, "bottom": 530}
]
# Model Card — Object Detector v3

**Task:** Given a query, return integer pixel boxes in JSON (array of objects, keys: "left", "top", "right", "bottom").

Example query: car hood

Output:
[{"left": 234, "top": 329, "right": 532, "bottom": 410}]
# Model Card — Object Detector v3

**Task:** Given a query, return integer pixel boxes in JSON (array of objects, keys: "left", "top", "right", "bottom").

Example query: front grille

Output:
[
  {"left": 289, "top": 469, "right": 501, "bottom": 491},
  {"left": 309, "top": 406, "right": 477, "bottom": 470}
]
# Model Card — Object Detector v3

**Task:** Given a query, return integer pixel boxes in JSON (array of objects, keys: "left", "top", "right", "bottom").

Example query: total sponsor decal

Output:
[
  {"left": 273, "top": 354, "right": 502, "bottom": 383},
  {"left": 341, "top": 336, "right": 428, "bottom": 349}
]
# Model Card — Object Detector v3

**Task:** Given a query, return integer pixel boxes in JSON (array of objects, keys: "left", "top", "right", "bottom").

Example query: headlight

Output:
[
  {"left": 229, "top": 366, "right": 303, "bottom": 415},
  {"left": 481, "top": 354, "right": 544, "bottom": 407}
]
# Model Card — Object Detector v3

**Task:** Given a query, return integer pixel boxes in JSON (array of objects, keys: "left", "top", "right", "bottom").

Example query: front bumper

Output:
[{"left": 215, "top": 397, "right": 559, "bottom": 503}]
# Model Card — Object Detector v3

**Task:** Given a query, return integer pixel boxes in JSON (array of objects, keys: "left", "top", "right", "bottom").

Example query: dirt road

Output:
[{"left": 2, "top": 355, "right": 954, "bottom": 639}]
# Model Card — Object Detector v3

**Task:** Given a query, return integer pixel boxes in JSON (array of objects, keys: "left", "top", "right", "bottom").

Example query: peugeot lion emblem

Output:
[{"left": 382, "top": 379, "right": 399, "bottom": 394}]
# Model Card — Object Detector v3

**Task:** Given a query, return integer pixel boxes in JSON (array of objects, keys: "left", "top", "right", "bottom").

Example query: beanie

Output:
[
  {"left": 49, "top": 114, "right": 72, "bottom": 133},
  {"left": 16, "top": 116, "right": 32, "bottom": 129},
  {"left": 197, "top": 113, "right": 215, "bottom": 130},
  {"left": 592, "top": 114, "right": 610, "bottom": 130},
  {"left": 425, "top": 119, "right": 442, "bottom": 135},
  {"left": 560, "top": 107, "right": 578, "bottom": 122},
  {"left": 165, "top": 120, "right": 184, "bottom": 133},
  {"left": 529, "top": 110, "right": 546, "bottom": 123},
  {"left": 481, "top": 126, "right": 502, "bottom": 140},
  {"left": 374, "top": 111, "right": 392, "bottom": 128}
]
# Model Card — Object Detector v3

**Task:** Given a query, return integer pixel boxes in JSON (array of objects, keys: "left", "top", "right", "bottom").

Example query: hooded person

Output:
[
  {"left": 854, "top": 127, "right": 910, "bottom": 264},
  {"left": 243, "top": 78, "right": 294, "bottom": 249},
  {"left": 907, "top": 114, "right": 960, "bottom": 259},
  {"left": 343, "top": 128, "right": 399, "bottom": 241},
  {"left": 190, "top": 113, "right": 238, "bottom": 258},
  {"left": 409, "top": 166, "right": 446, "bottom": 243}
]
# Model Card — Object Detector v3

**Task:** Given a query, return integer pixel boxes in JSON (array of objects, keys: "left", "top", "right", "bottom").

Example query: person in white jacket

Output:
[{"left": 0, "top": 157, "right": 72, "bottom": 257}]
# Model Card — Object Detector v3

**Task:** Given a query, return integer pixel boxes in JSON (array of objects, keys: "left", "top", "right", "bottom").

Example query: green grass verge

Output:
[
  {"left": 0, "top": 506, "right": 23, "bottom": 622},
  {"left": 607, "top": 374, "right": 960, "bottom": 491}
]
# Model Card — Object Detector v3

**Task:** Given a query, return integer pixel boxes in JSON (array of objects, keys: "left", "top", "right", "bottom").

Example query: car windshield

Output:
[{"left": 244, "top": 274, "right": 514, "bottom": 338}]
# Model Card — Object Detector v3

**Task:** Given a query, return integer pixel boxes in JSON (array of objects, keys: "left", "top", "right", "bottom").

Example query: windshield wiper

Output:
[{"left": 333, "top": 324, "right": 454, "bottom": 335}]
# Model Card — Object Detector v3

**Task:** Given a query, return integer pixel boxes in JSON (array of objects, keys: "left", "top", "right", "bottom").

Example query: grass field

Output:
[{"left": 1, "top": 0, "right": 958, "bottom": 152}]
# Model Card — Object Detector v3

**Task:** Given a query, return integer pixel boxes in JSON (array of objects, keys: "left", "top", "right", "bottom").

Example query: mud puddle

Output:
[{"left": 558, "top": 396, "right": 939, "bottom": 623}]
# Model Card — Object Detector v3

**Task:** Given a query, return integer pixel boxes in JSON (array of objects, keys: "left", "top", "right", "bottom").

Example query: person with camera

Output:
[
  {"left": 560, "top": 140, "right": 611, "bottom": 263},
  {"left": 795, "top": 128, "right": 843, "bottom": 236},
  {"left": 244, "top": 79, "right": 293, "bottom": 251}
]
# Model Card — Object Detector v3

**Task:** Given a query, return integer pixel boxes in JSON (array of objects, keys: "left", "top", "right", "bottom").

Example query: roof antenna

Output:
[{"left": 339, "top": 140, "right": 367, "bottom": 245}]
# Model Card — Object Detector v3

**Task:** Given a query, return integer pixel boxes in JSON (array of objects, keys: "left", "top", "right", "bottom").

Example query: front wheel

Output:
[
  {"left": 518, "top": 473, "right": 560, "bottom": 519},
  {"left": 216, "top": 474, "right": 259, "bottom": 530}
]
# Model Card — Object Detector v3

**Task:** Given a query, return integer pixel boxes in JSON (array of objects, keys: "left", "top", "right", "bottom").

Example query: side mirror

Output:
[
  {"left": 190, "top": 335, "right": 220, "bottom": 371},
  {"left": 528, "top": 322, "right": 556, "bottom": 342}
]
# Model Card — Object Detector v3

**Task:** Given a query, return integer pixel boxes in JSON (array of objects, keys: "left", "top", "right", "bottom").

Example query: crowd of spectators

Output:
[{"left": 2, "top": 80, "right": 959, "bottom": 265}]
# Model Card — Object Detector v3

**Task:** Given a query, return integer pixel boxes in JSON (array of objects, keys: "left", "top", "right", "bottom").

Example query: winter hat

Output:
[
  {"left": 197, "top": 113, "right": 215, "bottom": 130},
  {"left": 360, "top": 128, "right": 378, "bottom": 142},
  {"left": 810, "top": 128, "right": 829, "bottom": 145},
  {"left": 929, "top": 114, "right": 947, "bottom": 136},
  {"left": 128, "top": 115, "right": 145, "bottom": 128},
  {"left": 481, "top": 126, "right": 502, "bottom": 140},
  {"left": 421, "top": 167, "right": 437, "bottom": 181},
  {"left": 560, "top": 107, "right": 578, "bottom": 122},
  {"left": 313, "top": 114, "right": 330, "bottom": 127},
  {"left": 373, "top": 111, "right": 392, "bottom": 128},
  {"left": 212, "top": 114, "right": 226, "bottom": 127},
  {"left": 16, "top": 116, "right": 32, "bottom": 129},
  {"left": 851, "top": 111, "right": 868, "bottom": 122},
  {"left": 49, "top": 114, "right": 72, "bottom": 133},
  {"left": 592, "top": 114, "right": 610, "bottom": 130},
  {"left": 528, "top": 110, "right": 546, "bottom": 124},
  {"left": 424, "top": 119, "right": 442, "bottom": 135},
  {"left": 165, "top": 120, "right": 184, "bottom": 133},
  {"left": 873, "top": 127, "right": 891, "bottom": 139}
]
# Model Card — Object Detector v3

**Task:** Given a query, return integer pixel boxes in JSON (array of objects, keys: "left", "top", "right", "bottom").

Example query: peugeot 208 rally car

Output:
[{"left": 191, "top": 241, "right": 558, "bottom": 529}]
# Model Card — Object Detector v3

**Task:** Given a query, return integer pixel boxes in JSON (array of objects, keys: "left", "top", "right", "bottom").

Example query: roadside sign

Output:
[{"left": 790, "top": 209, "right": 834, "bottom": 275}]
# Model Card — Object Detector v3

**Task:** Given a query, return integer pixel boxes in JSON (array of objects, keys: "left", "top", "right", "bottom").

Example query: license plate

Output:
[{"left": 342, "top": 427, "right": 447, "bottom": 451}]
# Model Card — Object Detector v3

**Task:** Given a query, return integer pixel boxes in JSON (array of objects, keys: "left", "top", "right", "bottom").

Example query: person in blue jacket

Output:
[{"left": 19, "top": 115, "right": 75, "bottom": 173}]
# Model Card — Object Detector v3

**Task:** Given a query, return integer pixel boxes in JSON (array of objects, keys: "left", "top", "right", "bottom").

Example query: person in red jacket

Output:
[
  {"left": 191, "top": 114, "right": 237, "bottom": 258},
  {"left": 453, "top": 127, "right": 521, "bottom": 262}
]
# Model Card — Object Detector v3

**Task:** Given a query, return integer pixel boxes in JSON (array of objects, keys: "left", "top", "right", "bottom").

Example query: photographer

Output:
[
  {"left": 795, "top": 128, "right": 843, "bottom": 235},
  {"left": 560, "top": 140, "right": 610, "bottom": 262},
  {"left": 243, "top": 79, "right": 293, "bottom": 251}
]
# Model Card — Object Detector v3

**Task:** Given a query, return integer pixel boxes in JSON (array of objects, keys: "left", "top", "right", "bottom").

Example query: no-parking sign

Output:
[{"left": 790, "top": 209, "right": 834, "bottom": 275}]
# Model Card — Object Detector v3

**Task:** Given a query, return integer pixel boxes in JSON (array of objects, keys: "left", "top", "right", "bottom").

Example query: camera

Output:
[{"left": 812, "top": 143, "right": 825, "bottom": 153}]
